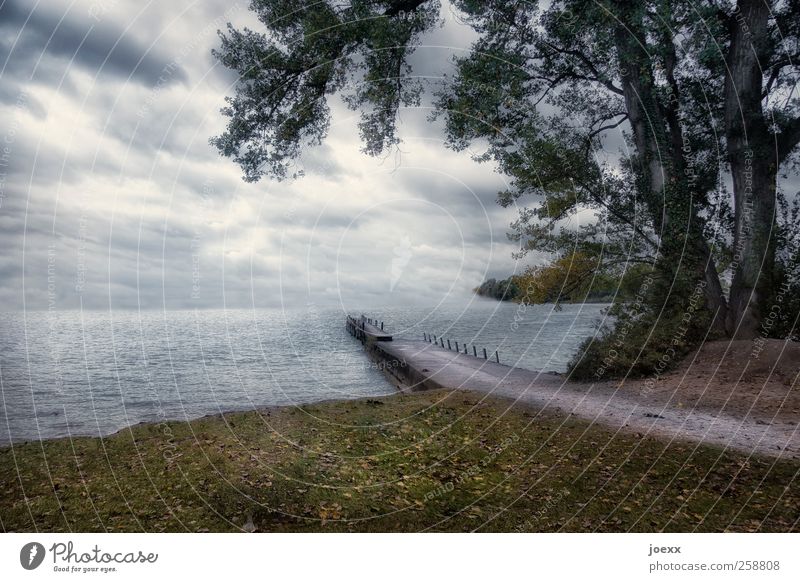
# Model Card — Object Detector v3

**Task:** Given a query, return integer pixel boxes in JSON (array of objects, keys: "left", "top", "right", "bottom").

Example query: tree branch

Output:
[
  {"left": 384, "top": 0, "right": 428, "bottom": 17},
  {"left": 588, "top": 114, "right": 628, "bottom": 139},
  {"left": 761, "top": 54, "right": 799, "bottom": 98},
  {"left": 541, "top": 41, "right": 624, "bottom": 95},
  {"left": 778, "top": 115, "right": 800, "bottom": 165}
]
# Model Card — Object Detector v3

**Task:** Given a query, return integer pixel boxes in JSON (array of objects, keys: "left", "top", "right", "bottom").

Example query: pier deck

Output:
[{"left": 346, "top": 315, "right": 392, "bottom": 342}]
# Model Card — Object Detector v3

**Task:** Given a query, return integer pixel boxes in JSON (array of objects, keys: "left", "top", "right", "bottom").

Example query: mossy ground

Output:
[{"left": 1, "top": 390, "right": 797, "bottom": 532}]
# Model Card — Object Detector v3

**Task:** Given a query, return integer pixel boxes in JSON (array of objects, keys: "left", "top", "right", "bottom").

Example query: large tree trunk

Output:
[
  {"left": 613, "top": 9, "right": 729, "bottom": 335},
  {"left": 661, "top": 29, "right": 730, "bottom": 334},
  {"left": 698, "top": 236, "right": 732, "bottom": 333},
  {"left": 727, "top": 154, "right": 777, "bottom": 338},
  {"left": 724, "top": 0, "right": 778, "bottom": 338}
]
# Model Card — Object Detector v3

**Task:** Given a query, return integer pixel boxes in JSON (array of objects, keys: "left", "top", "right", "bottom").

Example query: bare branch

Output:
[
  {"left": 541, "top": 41, "right": 624, "bottom": 95},
  {"left": 778, "top": 115, "right": 800, "bottom": 165},
  {"left": 588, "top": 114, "right": 628, "bottom": 139}
]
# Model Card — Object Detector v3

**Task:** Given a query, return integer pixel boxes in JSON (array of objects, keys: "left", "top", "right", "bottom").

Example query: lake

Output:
[{"left": 0, "top": 301, "right": 607, "bottom": 444}]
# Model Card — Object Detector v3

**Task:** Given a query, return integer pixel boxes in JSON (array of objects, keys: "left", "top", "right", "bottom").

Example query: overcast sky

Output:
[{"left": 0, "top": 0, "right": 541, "bottom": 312}]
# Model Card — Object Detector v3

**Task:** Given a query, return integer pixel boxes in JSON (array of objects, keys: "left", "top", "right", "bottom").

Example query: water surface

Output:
[{"left": 0, "top": 302, "right": 606, "bottom": 443}]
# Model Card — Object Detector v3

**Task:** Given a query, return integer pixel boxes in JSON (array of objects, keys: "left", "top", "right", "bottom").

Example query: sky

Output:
[{"left": 0, "top": 0, "right": 535, "bottom": 312}]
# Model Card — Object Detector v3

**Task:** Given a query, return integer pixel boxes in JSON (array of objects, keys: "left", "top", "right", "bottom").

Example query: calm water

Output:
[{"left": 0, "top": 302, "right": 606, "bottom": 444}]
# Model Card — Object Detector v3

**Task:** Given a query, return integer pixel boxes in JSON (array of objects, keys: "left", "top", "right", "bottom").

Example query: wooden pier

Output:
[
  {"left": 346, "top": 315, "right": 393, "bottom": 342},
  {"left": 344, "top": 315, "right": 799, "bottom": 459},
  {"left": 345, "top": 313, "right": 514, "bottom": 392}
]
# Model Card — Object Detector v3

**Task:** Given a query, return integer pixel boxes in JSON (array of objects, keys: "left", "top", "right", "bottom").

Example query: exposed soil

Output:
[{"left": 622, "top": 339, "right": 799, "bottom": 425}]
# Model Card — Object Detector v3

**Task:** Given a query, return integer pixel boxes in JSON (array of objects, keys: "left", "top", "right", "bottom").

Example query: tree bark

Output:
[
  {"left": 724, "top": 0, "right": 778, "bottom": 338},
  {"left": 613, "top": 7, "right": 729, "bottom": 335}
]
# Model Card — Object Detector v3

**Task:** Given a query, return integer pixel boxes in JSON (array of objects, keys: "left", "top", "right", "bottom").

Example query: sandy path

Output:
[{"left": 374, "top": 339, "right": 800, "bottom": 461}]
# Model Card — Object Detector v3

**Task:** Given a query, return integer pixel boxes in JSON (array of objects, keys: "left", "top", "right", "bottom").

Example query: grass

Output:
[{"left": 1, "top": 390, "right": 798, "bottom": 532}]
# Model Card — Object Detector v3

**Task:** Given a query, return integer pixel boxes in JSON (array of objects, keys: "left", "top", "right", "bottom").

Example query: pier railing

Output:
[
  {"left": 346, "top": 315, "right": 500, "bottom": 363},
  {"left": 421, "top": 332, "right": 500, "bottom": 363}
]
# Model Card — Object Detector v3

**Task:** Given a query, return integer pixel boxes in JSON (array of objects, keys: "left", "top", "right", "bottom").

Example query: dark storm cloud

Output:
[
  {"left": 1, "top": 0, "right": 527, "bottom": 311},
  {"left": 0, "top": 133, "right": 93, "bottom": 186},
  {"left": 0, "top": 84, "right": 47, "bottom": 118},
  {"left": 103, "top": 97, "right": 228, "bottom": 165},
  {"left": 298, "top": 143, "right": 353, "bottom": 180},
  {"left": 0, "top": 0, "right": 188, "bottom": 87},
  {"left": 392, "top": 169, "right": 504, "bottom": 211},
  {"left": 288, "top": 208, "right": 364, "bottom": 231}
]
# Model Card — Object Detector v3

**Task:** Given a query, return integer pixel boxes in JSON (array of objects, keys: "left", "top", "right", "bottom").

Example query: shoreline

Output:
[
  {"left": 3, "top": 338, "right": 797, "bottom": 459},
  {"left": 3, "top": 383, "right": 795, "bottom": 461},
  {"left": 0, "top": 392, "right": 401, "bottom": 450}
]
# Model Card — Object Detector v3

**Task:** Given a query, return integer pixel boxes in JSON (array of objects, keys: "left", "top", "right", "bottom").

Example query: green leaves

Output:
[{"left": 211, "top": 0, "right": 442, "bottom": 181}]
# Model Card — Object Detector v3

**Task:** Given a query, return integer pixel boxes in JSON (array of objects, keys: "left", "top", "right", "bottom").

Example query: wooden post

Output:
[
  {"left": 464, "top": 344, "right": 468, "bottom": 354},
  {"left": 455, "top": 341, "right": 459, "bottom": 352},
  {"left": 473, "top": 345, "right": 477, "bottom": 356},
  {"left": 440, "top": 339, "right": 444, "bottom": 348},
  {"left": 495, "top": 351, "right": 499, "bottom": 363},
  {"left": 483, "top": 348, "right": 487, "bottom": 359},
  {"left": 447, "top": 339, "right": 451, "bottom": 350},
  {"left": 381, "top": 322, "right": 384, "bottom": 330}
]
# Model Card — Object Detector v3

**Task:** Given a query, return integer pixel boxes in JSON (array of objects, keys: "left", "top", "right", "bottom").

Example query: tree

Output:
[
  {"left": 436, "top": 0, "right": 734, "bottom": 334},
  {"left": 211, "top": 0, "right": 800, "bottom": 375},
  {"left": 474, "top": 277, "right": 522, "bottom": 301},
  {"left": 714, "top": 0, "right": 800, "bottom": 337},
  {"left": 210, "top": 0, "right": 438, "bottom": 181}
]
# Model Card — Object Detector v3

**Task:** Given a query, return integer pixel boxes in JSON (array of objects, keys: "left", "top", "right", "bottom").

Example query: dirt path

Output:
[{"left": 373, "top": 339, "right": 800, "bottom": 460}]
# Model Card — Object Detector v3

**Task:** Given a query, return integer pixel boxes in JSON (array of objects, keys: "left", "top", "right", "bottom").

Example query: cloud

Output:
[
  {"left": 0, "top": 0, "right": 529, "bottom": 312},
  {"left": 0, "top": 0, "right": 188, "bottom": 88}
]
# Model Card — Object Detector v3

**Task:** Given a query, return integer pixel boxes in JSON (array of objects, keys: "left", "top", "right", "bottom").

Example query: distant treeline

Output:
[
  {"left": 474, "top": 277, "right": 522, "bottom": 301},
  {"left": 474, "top": 258, "right": 632, "bottom": 304}
]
